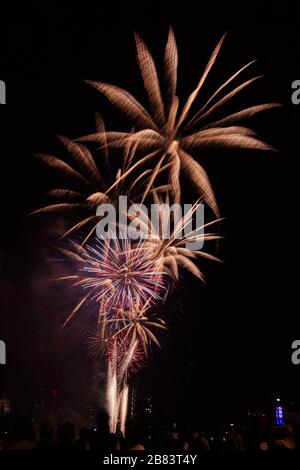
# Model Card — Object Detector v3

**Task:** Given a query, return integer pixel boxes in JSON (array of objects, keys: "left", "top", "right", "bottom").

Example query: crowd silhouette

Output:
[{"left": 0, "top": 411, "right": 299, "bottom": 451}]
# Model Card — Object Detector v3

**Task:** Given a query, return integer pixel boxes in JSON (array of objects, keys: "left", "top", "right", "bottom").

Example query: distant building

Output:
[
  {"left": 0, "top": 80, "right": 6, "bottom": 104},
  {"left": 0, "top": 340, "right": 6, "bottom": 364},
  {"left": 0, "top": 392, "right": 11, "bottom": 415}
]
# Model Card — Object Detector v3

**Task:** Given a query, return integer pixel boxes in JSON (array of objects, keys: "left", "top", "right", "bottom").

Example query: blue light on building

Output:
[{"left": 276, "top": 405, "right": 284, "bottom": 426}]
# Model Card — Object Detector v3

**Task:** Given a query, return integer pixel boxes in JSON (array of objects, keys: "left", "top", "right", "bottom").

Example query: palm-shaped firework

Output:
[
  {"left": 133, "top": 189, "right": 222, "bottom": 281},
  {"left": 32, "top": 114, "right": 172, "bottom": 242},
  {"left": 79, "top": 29, "right": 279, "bottom": 214}
]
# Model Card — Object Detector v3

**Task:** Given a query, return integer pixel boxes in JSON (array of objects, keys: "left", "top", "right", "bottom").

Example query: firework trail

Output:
[
  {"left": 105, "top": 340, "right": 134, "bottom": 434},
  {"left": 106, "top": 356, "right": 118, "bottom": 433},
  {"left": 106, "top": 362, "right": 129, "bottom": 435},
  {"left": 120, "top": 384, "right": 129, "bottom": 436}
]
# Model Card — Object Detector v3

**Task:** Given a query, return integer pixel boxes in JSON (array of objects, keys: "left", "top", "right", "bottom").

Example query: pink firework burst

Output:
[
  {"left": 59, "top": 236, "right": 165, "bottom": 326},
  {"left": 80, "top": 237, "right": 164, "bottom": 310}
]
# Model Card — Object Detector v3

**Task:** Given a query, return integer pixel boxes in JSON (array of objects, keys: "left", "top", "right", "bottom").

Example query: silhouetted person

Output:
[
  {"left": 35, "top": 419, "right": 55, "bottom": 451},
  {"left": 7, "top": 415, "right": 35, "bottom": 450},
  {"left": 55, "top": 421, "right": 75, "bottom": 451},
  {"left": 75, "top": 427, "right": 91, "bottom": 450},
  {"left": 89, "top": 409, "right": 117, "bottom": 451},
  {"left": 190, "top": 430, "right": 210, "bottom": 451},
  {"left": 161, "top": 426, "right": 182, "bottom": 451},
  {"left": 125, "top": 421, "right": 148, "bottom": 450}
]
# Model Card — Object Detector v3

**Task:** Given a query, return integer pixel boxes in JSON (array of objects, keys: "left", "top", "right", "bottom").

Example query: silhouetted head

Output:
[
  {"left": 13, "top": 415, "right": 31, "bottom": 441},
  {"left": 79, "top": 427, "right": 90, "bottom": 440},
  {"left": 96, "top": 409, "right": 110, "bottom": 434},
  {"left": 127, "top": 421, "right": 148, "bottom": 447},
  {"left": 57, "top": 421, "right": 75, "bottom": 442}
]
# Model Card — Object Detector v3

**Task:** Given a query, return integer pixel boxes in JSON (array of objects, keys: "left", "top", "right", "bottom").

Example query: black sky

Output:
[{"left": 0, "top": 2, "right": 300, "bottom": 424}]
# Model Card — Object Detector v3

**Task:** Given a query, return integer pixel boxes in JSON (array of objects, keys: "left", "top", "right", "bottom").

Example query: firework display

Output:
[{"left": 33, "top": 30, "right": 278, "bottom": 433}]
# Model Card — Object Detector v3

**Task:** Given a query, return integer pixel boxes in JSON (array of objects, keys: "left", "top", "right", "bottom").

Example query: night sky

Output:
[{"left": 1, "top": 2, "right": 300, "bottom": 426}]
